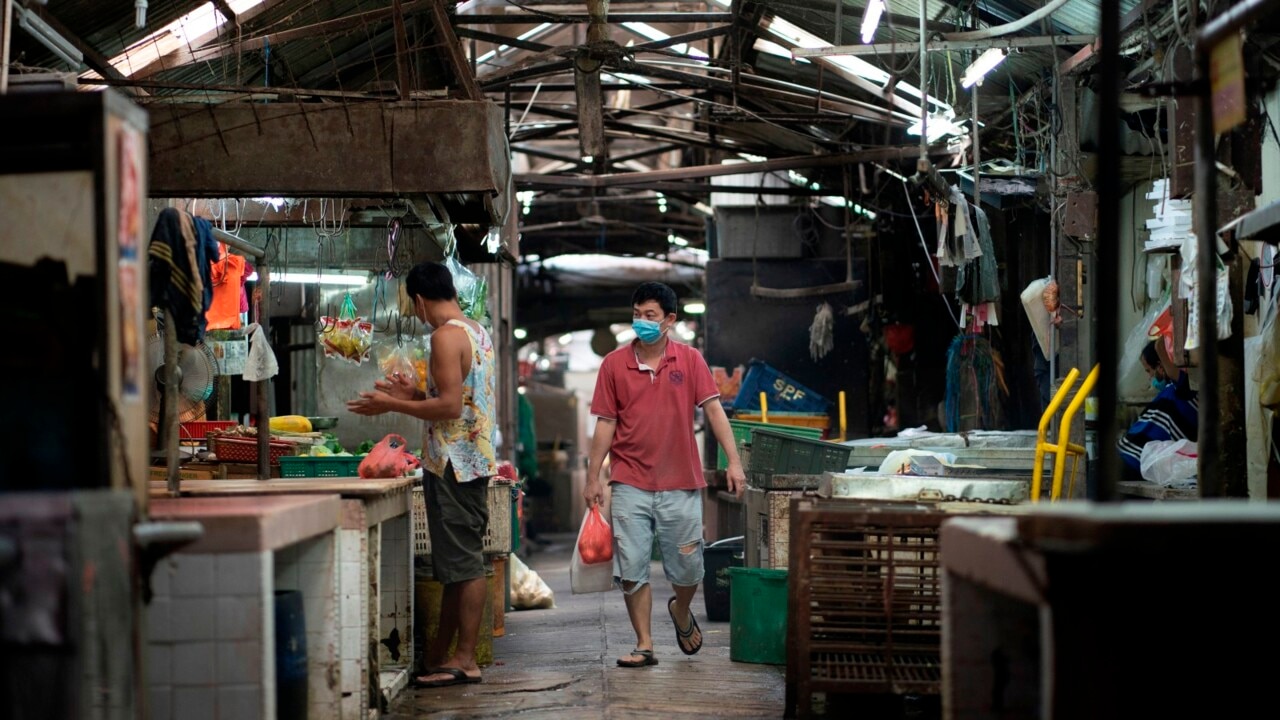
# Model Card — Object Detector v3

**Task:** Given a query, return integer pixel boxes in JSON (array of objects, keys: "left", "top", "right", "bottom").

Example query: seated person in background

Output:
[{"left": 1117, "top": 340, "right": 1199, "bottom": 480}]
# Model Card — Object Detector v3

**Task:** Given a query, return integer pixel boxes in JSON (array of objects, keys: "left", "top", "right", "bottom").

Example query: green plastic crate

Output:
[
  {"left": 747, "top": 429, "right": 852, "bottom": 489},
  {"left": 279, "top": 456, "right": 362, "bottom": 478},
  {"left": 717, "top": 419, "right": 823, "bottom": 470}
]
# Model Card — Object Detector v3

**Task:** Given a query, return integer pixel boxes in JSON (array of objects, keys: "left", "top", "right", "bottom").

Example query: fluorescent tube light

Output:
[
  {"left": 961, "top": 48, "right": 1007, "bottom": 89},
  {"left": 246, "top": 271, "right": 370, "bottom": 286},
  {"left": 16, "top": 6, "right": 84, "bottom": 69},
  {"left": 683, "top": 302, "right": 706, "bottom": 315},
  {"left": 861, "top": 0, "right": 884, "bottom": 44}
]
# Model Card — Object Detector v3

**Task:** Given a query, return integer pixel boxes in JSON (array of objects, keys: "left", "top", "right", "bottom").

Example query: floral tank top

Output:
[{"left": 424, "top": 319, "right": 497, "bottom": 482}]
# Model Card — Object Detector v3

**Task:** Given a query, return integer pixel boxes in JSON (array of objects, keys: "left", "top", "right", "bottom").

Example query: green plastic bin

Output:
[
  {"left": 718, "top": 419, "right": 823, "bottom": 470},
  {"left": 728, "top": 567, "right": 788, "bottom": 665},
  {"left": 279, "top": 456, "right": 362, "bottom": 478},
  {"left": 747, "top": 429, "right": 852, "bottom": 490}
]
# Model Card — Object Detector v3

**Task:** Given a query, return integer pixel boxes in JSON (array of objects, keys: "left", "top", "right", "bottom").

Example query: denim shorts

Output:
[{"left": 609, "top": 482, "right": 704, "bottom": 591}]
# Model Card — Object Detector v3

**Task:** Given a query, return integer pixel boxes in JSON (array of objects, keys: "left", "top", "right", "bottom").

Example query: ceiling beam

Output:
[
  {"left": 211, "top": 0, "right": 239, "bottom": 28},
  {"left": 455, "top": 27, "right": 553, "bottom": 52},
  {"left": 429, "top": 0, "right": 482, "bottom": 99},
  {"left": 120, "top": 0, "right": 292, "bottom": 79},
  {"left": 793, "top": 34, "right": 1097, "bottom": 58},
  {"left": 515, "top": 144, "right": 957, "bottom": 189},
  {"left": 454, "top": 13, "right": 734, "bottom": 24},
  {"left": 22, "top": 3, "right": 132, "bottom": 85}
]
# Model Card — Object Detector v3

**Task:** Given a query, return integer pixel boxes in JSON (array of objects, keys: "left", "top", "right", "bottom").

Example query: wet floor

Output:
[{"left": 387, "top": 535, "right": 785, "bottom": 719}]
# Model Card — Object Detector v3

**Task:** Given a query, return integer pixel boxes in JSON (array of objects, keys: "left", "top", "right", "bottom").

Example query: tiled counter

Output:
[
  {"left": 146, "top": 494, "right": 343, "bottom": 720},
  {"left": 152, "top": 477, "right": 415, "bottom": 718}
]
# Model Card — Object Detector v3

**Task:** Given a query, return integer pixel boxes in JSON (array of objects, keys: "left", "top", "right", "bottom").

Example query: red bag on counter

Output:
[
  {"left": 358, "top": 434, "right": 420, "bottom": 479},
  {"left": 576, "top": 506, "right": 614, "bottom": 565}
]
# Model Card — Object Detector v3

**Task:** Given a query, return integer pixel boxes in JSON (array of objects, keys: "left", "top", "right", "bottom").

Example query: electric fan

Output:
[{"left": 147, "top": 333, "right": 218, "bottom": 424}]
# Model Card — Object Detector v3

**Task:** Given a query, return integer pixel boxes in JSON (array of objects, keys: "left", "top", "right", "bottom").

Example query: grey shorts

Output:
[
  {"left": 423, "top": 463, "right": 489, "bottom": 585},
  {"left": 610, "top": 482, "right": 704, "bottom": 591}
]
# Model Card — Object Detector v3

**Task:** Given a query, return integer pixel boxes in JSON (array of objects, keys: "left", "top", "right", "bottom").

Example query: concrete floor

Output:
[{"left": 387, "top": 536, "right": 786, "bottom": 719}]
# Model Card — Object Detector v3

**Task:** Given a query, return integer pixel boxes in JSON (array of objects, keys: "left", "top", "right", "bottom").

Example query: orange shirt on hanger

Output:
[{"left": 206, "top": 245, "right": 246, "bottom": 330}]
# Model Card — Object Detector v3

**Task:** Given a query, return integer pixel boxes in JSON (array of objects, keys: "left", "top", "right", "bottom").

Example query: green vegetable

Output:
[{"left": 357, "top": 440, "right": 375, "bottom": 454}]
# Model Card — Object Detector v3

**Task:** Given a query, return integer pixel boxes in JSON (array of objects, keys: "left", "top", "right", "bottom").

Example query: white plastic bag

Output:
[
  {"left": 509, "top": 554, "right": 554, "bottom": 610},
  {"left": 1140, "top": 439, "right": 1198, "bottom": 487},
  {"left": 243, "top": 324, "right": 278, "bottom": 382},
  {"left": 569, "top": 508, "right": 615, "bottom": 594}
]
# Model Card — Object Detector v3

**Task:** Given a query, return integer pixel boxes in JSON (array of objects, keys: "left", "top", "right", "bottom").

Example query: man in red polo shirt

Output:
[{"left": 585, "top": 282, "right": 746, "bottom": 668}]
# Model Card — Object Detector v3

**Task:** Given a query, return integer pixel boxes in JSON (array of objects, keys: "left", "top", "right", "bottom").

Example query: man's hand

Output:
[
  {"left": 374, "top": 372, "right": 419, "bottom": 401},
  {"left": 346, "top": 390, "right": 396, "bottom": 416},
  {"left": 726, "top": 462, "right": 747, "bottom": 498},
  {"left": 583, "top": 478, "right": 605, "bottom": 508}
]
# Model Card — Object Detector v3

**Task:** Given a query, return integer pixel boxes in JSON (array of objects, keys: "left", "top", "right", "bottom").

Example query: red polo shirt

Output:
[{"left": 590, "top": 339, "right": 720, "bottom": 492}]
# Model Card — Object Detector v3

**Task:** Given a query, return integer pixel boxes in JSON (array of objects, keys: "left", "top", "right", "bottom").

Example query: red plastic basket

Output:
[
  {"left": 179, "top": 421, "right": 237, "bottom": 442},
  {"left": 208, "top": 435, "right": 294, "bottom": 464}
]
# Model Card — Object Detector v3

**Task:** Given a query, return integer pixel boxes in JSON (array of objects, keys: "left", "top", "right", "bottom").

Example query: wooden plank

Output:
[{"left": 391, "top": 0, "right": 414, "bottom": 99}]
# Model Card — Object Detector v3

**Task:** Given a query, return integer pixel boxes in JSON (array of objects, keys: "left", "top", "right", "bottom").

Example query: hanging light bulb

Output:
[
  {"left": 960, "top": 48, "right": 1008, "bottom": 89},
  {"left": 860, "top": 0, "right": 884, "bottom": 44},
  {"left": 135, "top": 0, "right": 149, "bottom": 29}
]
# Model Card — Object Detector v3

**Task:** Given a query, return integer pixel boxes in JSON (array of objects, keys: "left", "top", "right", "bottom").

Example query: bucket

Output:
[
  {"left": 728, "top": 567, "right": 788, "bottom": 664},
  {"left": 413, "top": 564, "right": 495, "bottom": 670},
  {"left": 703, "top": 537, "right": 744, "bottom": 622},
  {"left": 274, "top": 590, "right": 308, "bottom": 719}
]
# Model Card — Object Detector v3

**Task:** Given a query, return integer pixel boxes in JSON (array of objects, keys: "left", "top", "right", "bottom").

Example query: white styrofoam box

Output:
[
  {"left": 149, "top": 687, "right": 172, "bottom": 720},
  {"left": 172, "top": 687, "right": 215, "bottom": 720},
  {"left": 215, "top": 597, "right": 261, "bottom": 641},
  {"left": 148, "top": 645, "right": 171, "bottom": 686},
  {"left": 147, "top": 596, "right": 172, "bottom": 643},
  {"left": 169, "top": 598, "right": 217, "bottom": 641},
  {"left": 172, "top": 555, "right": 216, "bottom": 597},
  {"left": 215, "top": 553, "right": 266, "bottom": 596},
  {"left": 216, "top": 641, "right": 260, "bottom": 685},
  {"left": 216, "top": 686, "right": 259, "bottom": 720},
  {"left": 172, "top": 642, "right": 216, "bottom": 686}
]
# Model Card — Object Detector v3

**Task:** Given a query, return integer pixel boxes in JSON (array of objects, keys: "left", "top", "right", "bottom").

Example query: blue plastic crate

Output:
[{"left": 730, "top": 361, "right": 830, "bottom": 414}]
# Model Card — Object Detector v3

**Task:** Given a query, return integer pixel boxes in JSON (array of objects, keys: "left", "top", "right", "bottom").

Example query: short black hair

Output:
[
  {"left": 405, "top": 261, "right": 457, "bottom": 302},
  {"left": 632, "top": 282, "right": 677, "bottom": 316},
  {"left": 1141, "top": 340, "right": 1160, "bottom": 369}
]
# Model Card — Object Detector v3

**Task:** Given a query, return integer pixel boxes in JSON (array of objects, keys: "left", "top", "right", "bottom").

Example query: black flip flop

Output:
[
  {"left": 668, "top": 597, "right": 703, "bottom": 656},
  {"left": 617, "top": 649, "right": 659, "bottom": 668},
  {"left": 410, "top": 667, "right": 482, "bottom": 688}
]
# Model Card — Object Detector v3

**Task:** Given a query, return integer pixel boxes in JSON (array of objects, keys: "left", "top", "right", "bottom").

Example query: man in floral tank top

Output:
[{"left": 348, "top": 261, "right": 495, "bottom": 688}]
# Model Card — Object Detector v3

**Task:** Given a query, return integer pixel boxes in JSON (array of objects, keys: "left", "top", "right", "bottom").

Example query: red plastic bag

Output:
[
  {"left": 576, "top": 506, "right": 613, "bottom": 565},
  {"left": 357, "top": 433, "right": 420, "bottom": 479}
]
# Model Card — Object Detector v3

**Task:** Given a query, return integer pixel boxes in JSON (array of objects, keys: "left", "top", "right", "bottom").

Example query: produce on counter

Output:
[{"left": 269, "top": 415, "right": 313, "bottom": 433}]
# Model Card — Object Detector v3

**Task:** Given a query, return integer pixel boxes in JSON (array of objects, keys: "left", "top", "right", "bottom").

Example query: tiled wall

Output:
[
  {"left": 275, "top": 534, "right": 340, "bottom": 720},
  {"left": 147, "top": 551, "right": 273, "bottom": 720},
  {"left": 336, "top": 525, "right": 369, "bottom": 720},
  {"left": 378, "top": 515, "right": 412, "bottom": 671}
]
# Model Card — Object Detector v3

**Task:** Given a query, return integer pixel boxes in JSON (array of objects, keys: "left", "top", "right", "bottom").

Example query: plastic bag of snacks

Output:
[
  {"left": 442, "top": 226, "right": 488, "bottom": 323},
  {"left": 319, "top": 293, "right": 373, "bottom": 365},
  {"left": 378, "top": 343, "right": 419, "bottom": 388}
]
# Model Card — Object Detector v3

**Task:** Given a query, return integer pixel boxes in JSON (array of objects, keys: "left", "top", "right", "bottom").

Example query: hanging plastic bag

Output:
[
  {"left": 442, "top": 226, "right": 489, "bottom": 322},
  {"left": 570, "top": 507, "right": 615, "bottom": 594},
  {"left": 1139, "top": 439, "right": 1198, "bottom": 487},
  {"left": 243, "top": 323, "right": 278, "bottom": 382},
  {"left": 377, "top": 342, "right": 419, "bottom": 389},
  {"left": 1120, "top": 298, "right": 1171, "bottom": 396},
  {"left": 319, "top": 293, "right": 373, "bottom": 365},
  {"left": 509, "top": 554, "right": 555, "bottom": 609},
  {"left": 357, "top": 433, "right": 421, "bottom": 479}
]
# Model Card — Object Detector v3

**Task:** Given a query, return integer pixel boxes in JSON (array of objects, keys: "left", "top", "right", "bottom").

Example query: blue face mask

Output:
[
  {"left": 1151, "top": 377, "right": 1170, "bottom": 391},
  {"left": 632, "top": 319, "right": 665, "bottom": 344}
]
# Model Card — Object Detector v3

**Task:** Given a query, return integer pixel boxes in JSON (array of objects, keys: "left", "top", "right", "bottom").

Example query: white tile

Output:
[
  {"left": 172, "top": 642, "right": 216, "bottom": 686},
  {"left": 308, "top": 662, "right": 337, "bottom": 704},
  {"left": 341, "top": 627, "right": 363, "bottom": 660},
  {"left": 147, "top": 597, "right": 172, "bottom": 643},
  {"left": 217, "top": 686, "right": 261, "bottom": 720},
  {"left": 341, "top": 659, "right": 362, "bottom": 694},
  {"left": 274, "top": 561, "right": 300, "bottom": 592},
  {"left": 170, "top": 598, "right": 217, "bottom": 641},
  {"left": 217, "top": 641, "right": 262, "bottom": 686},
  {"left": 216, "top": 553, "right": 264, "bottom": 596},
  {"left": 301, "top": 564, "right": 335, "bottom": 601},
  {"left": 340, "top": 561, "right": 362, "bottom": 593},
  {"left": 341, "top": 693, "right": 362, "bottom": 720},
  {"left": 172, "top": 555, "right": 216, "bottom": 597},
  {"left": 339, "top": 531, "right": 362, "bottom": 564},
  {"left": 147, "top": 645, "right": 171, "bottom": 686},
  {"left": 340, "top": 592, "right": 363, "bottom": 629},
  {"left": 149, "top": 687, "right": 171, "bottom": 720},
  {"left": 216, "top": 596, "right": 261, "bottom": 641},
  {"left": 173, "top": 687, "right": 215, "bottom": 720}
]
